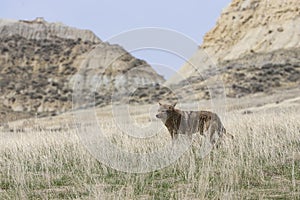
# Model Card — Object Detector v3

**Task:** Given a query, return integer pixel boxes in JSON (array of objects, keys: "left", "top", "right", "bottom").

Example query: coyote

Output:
[{"left": 156, "top": 102, "right": 233, "bottom": 146}]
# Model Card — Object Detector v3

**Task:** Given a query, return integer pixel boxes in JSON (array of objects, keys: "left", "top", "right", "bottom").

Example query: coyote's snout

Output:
[{"left": 156, "top": 102, "right": 233, "bottom": 146}]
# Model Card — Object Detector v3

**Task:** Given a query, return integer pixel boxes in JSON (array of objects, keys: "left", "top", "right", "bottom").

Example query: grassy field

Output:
[{"left": 0, "top": 104, "right": 300, "bottom": 199}]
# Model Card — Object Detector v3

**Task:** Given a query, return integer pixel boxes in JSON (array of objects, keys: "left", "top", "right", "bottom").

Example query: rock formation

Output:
[
  {"left": 0, "top": 18, "right": 100, "bottom": 43},
  {"left": 168, "top": 0, "right": 300, "bottom": 98},
  {"left": 0, "top": 18, "right": 164, "bottom": 122}
]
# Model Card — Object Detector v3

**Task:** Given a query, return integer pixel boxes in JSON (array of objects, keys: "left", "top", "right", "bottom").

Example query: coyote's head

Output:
[{"left": 156, "top": 102, "right": 177, "bottom": 121}]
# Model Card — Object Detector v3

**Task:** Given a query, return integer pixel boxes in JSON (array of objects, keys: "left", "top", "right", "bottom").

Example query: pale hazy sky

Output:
[{"left": 1, "top": 0, "right": 231, "bottom": 79}]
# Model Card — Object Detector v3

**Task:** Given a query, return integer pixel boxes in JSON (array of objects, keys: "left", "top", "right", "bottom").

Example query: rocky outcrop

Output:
[
  {"left": 71, "top": 43, "right": 165, "bottom": 108},
  {"left": 0, "top": 18, "right": 164, "bottom": 122},
  {"left": 0, "top": 18, "right": 100, "bottom": 43},
  {"left": 167, "top": 0, "right": 300, "bottom": 100},
  {"left": 168, "top": 0, "right": 300, "bottom": 83}
]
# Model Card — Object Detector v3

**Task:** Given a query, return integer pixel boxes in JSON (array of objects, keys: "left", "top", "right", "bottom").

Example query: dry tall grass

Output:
[{"left": 0, "top": 105, "right": 299, "bottom": 199}]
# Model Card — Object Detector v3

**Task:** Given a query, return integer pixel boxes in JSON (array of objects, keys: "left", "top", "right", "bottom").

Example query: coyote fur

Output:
[{"left": 156, "top": 102, "right": 233, "bottom": 146}]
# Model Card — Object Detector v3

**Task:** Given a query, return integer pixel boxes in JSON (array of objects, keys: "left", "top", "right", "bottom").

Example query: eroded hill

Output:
[{"left": 0, "top": 18, "right": 164, "bottom": 122}]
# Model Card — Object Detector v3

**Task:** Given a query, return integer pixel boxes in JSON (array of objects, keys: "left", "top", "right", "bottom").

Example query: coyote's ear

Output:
[{"left": 172, "top": 102, "right": 177, "bottom": 108}]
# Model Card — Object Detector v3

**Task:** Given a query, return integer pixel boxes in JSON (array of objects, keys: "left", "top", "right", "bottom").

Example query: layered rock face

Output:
[
  {"left": 168, "top": 0, "right": 300, "bottom": 97},
  {"left": 0, "top": 18, "right": 100, "bottom": 43},
  {"left": 0, "top": 18, "right": 164, "bottom": 122},
  {"left": 202, "top": 0, "right": 300, "bottom": 61}
]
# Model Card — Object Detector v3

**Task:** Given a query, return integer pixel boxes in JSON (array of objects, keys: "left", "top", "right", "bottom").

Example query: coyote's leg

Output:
[{"left": 209, "top": 123, "right": 220, "bottom": 147}]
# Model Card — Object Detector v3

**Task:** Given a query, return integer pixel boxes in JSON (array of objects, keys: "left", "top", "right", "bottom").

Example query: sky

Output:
[{"left": 1, "top": 0, "right": 231, "bottom": 79}]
